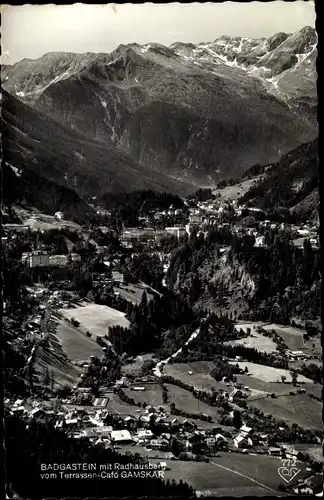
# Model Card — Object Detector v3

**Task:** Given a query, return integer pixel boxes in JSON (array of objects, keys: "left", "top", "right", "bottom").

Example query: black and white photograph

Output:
[{"left": 1, "top": 1, "right": 322, "bottom": 498}]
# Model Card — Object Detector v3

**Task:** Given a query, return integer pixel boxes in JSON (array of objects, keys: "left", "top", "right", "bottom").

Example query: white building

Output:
[
  {"left": 71, "top": 253, "right": 81, "bottom": 262},
  {"left": 120, "top": 238, "right": 133, "bottom": 249},
  {"left": 233, "top": 435, "right": 252, "bottom": 448},
  {"left": 215, "top": 434, "right": 228, "bottom": 443},
  {"left": 49, "top": 255, "right": 69, "bottom": 267},
  {"left": 165, "top": 227, "right": 186, "bottom": 240},
  {"left": 27, "top": 251, "right": 50, "bottom": 268},
  {"left": 111, "top": 430, "right": 133, "bottom": 443},
  {"left": 240, "top": 425, "right": 252, "bottom": 435},
  {"left": 112, "top": 271, "right": 124, "bottom": 284},
  {"left": 137, "top": 429, "right": 154, "bottom": 441},
  {"left": 21, "top": 252, "right": 30, "bottom": 263},
  {"left": 54, "top": 211, "right": 64, "bottom": 220},
  {"left": 122, "top": 228, "right": 155, "bottom": 241},
  {"left": 254, "top": 236, "right": 265, "bottom": 248},
  {"left": 189, "top": 214, "right": 203, "bottom": 224},
  {"left": 297, "top": 229, "right": 310, "bottom": 236}
]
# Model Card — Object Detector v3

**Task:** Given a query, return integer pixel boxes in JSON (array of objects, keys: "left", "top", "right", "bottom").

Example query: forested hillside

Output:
[
  {"left": 239, "top": 139, "right": 318, "bottom": 222},
  {"left": 166, "top": 227, "right": 321, "bottom": 323}
]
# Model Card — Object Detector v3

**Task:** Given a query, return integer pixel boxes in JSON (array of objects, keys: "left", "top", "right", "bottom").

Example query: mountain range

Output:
[{"left": 1, "top": 26, "right": 318, "bottom": 201}]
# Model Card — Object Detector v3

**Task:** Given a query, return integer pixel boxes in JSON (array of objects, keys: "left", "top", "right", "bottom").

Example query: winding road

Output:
[{"left": 152, "top": 326, "right": 200, "bottom": 378}]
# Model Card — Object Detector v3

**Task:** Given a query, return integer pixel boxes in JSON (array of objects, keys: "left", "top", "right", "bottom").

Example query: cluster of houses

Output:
[
  {"left": 182, "top": 197, "right": 319, "bottom": 248},
  {"left": 120, "top": 226, "right": 187, "bottom": 248},
  {"left": 5, "top": 395, "right": 322, "bottom": 495},
  {"left": 6, "top": 393, "right": 320, "bottom": 466},
  {"left": 233, "top": 424, "right": 254, "bottom": 449},
  {"left": 287, "top": 350, "right": 313, "bottom": 362}
]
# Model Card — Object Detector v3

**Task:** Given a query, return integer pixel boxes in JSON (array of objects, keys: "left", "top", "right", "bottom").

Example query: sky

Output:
[{"left": 1, "top": 1, "right": 316, "bottom": 65}]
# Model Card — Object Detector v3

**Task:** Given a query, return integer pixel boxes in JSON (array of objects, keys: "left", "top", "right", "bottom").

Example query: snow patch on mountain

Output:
[
  {"left": 74, "top": 151, "right": 85, "bottom": 161},
  {"left": 6, "top": 162, "right": 21, "bottom": 177}
]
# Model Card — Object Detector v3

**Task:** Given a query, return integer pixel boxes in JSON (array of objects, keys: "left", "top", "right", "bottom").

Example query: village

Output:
[
  {"left": 2, "top": 191, "right": 319, "bottom": 269},
  {"left": 4, "top": 359, "right": 323, "bottom": 497},
  {"left": 3, "top": 189, "right": 322, "bottom": 497},
  {"left": 4, "top": 270, "right": 322, "bottom": 496}
]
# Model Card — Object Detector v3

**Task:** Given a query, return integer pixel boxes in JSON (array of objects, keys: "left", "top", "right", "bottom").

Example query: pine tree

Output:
[
  {"left": 50, "top": 370, "right": 55, "bottom": 391},
  {"left": 43, "top": 367, "right": 50, "bottom": 387},
  {"left": 233, "top": 409, "right": 242, "bottom": 429}
]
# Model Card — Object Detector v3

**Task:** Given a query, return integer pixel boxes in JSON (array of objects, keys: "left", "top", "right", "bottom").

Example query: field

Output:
[
  {"left": 103, "top": 392, "right": 143, "bottom": 416},
  {"left": 124, "top": 384, "right": 165, "bottom": 407},
  {"left": 236, "top": 374, "right": 320, "bottom": 397},
  {"left": 55, "top": 318, "right": 102, "bottom": 361},
  {"left": 212, "top": 177, "right": 264, "bottom": 201},
  {"left": 59, "top": 303, "right": 130, "bottom": 337},
  {"left": 248, "top": 393, "right": 322, "bottom": 430},
  {"left": 101, "top": 392, "right": 170, "bottom": 418},
  {"left": 234, "top": 322, "right": 266, "bottom": 333},
  {"left": 121, "top": 354, "right": 156, "bottom": 376},
  {"left": 229, "top": 362, "right": 314, "bottom": 384},
  {"left": 261, "top": 324, "right": 305, "bottom": 350},
  {"left": 235, "top": 375, "right": 295, "bottom": 396},
  {"left": 152, "top": 452, "right": 307, "bottom": 496},
  {"left": 301, "top": 383, "right": 322, "bottom": 398},
  {"left": 13, "top": 205, "right": 83, "bottom": 232},
  {"left": 303, "top": 334, "right": 322, "bottom": 358},
  {"left": 113, "top": 282, "right": 159, "bottom": 305},
  {"left": 34, "top": 331, "right": 83, "bottom": 387},
  {"left": 293, "top": 237, "right": 318, "bottom": 251},
  {"left": 165, "top": 384, "right": 221, "bottom": 421},
  {"left": 164, "top": 362, "right": 226, "bottom": 392},
  {"left": 226, "top": 333, "right": 277, "bottom": 354},
  {"left": 293, "top": 444, "right": 323, "bottom": 463}
]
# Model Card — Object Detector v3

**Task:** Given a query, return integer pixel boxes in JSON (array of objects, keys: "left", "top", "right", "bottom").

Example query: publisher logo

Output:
[{"left": 277, "top": 458, "right": 300, "bottom": 483}]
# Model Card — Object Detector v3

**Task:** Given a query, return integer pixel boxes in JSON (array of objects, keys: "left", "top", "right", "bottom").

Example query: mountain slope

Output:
[
  {"left": 118, "top": 98, "right": 311, "bottom": 181},
  {"left": 2, "top": 27, "right": 317, "bottom": 184},
  {"left": 239, "top": 139, "right": 318, "bottom": 221},
  {"left": 2, "top": 160, "right": 93, "bottom": 224},
  {"left": 1, "top": 90, "right": 193, "bottom": 197}
]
